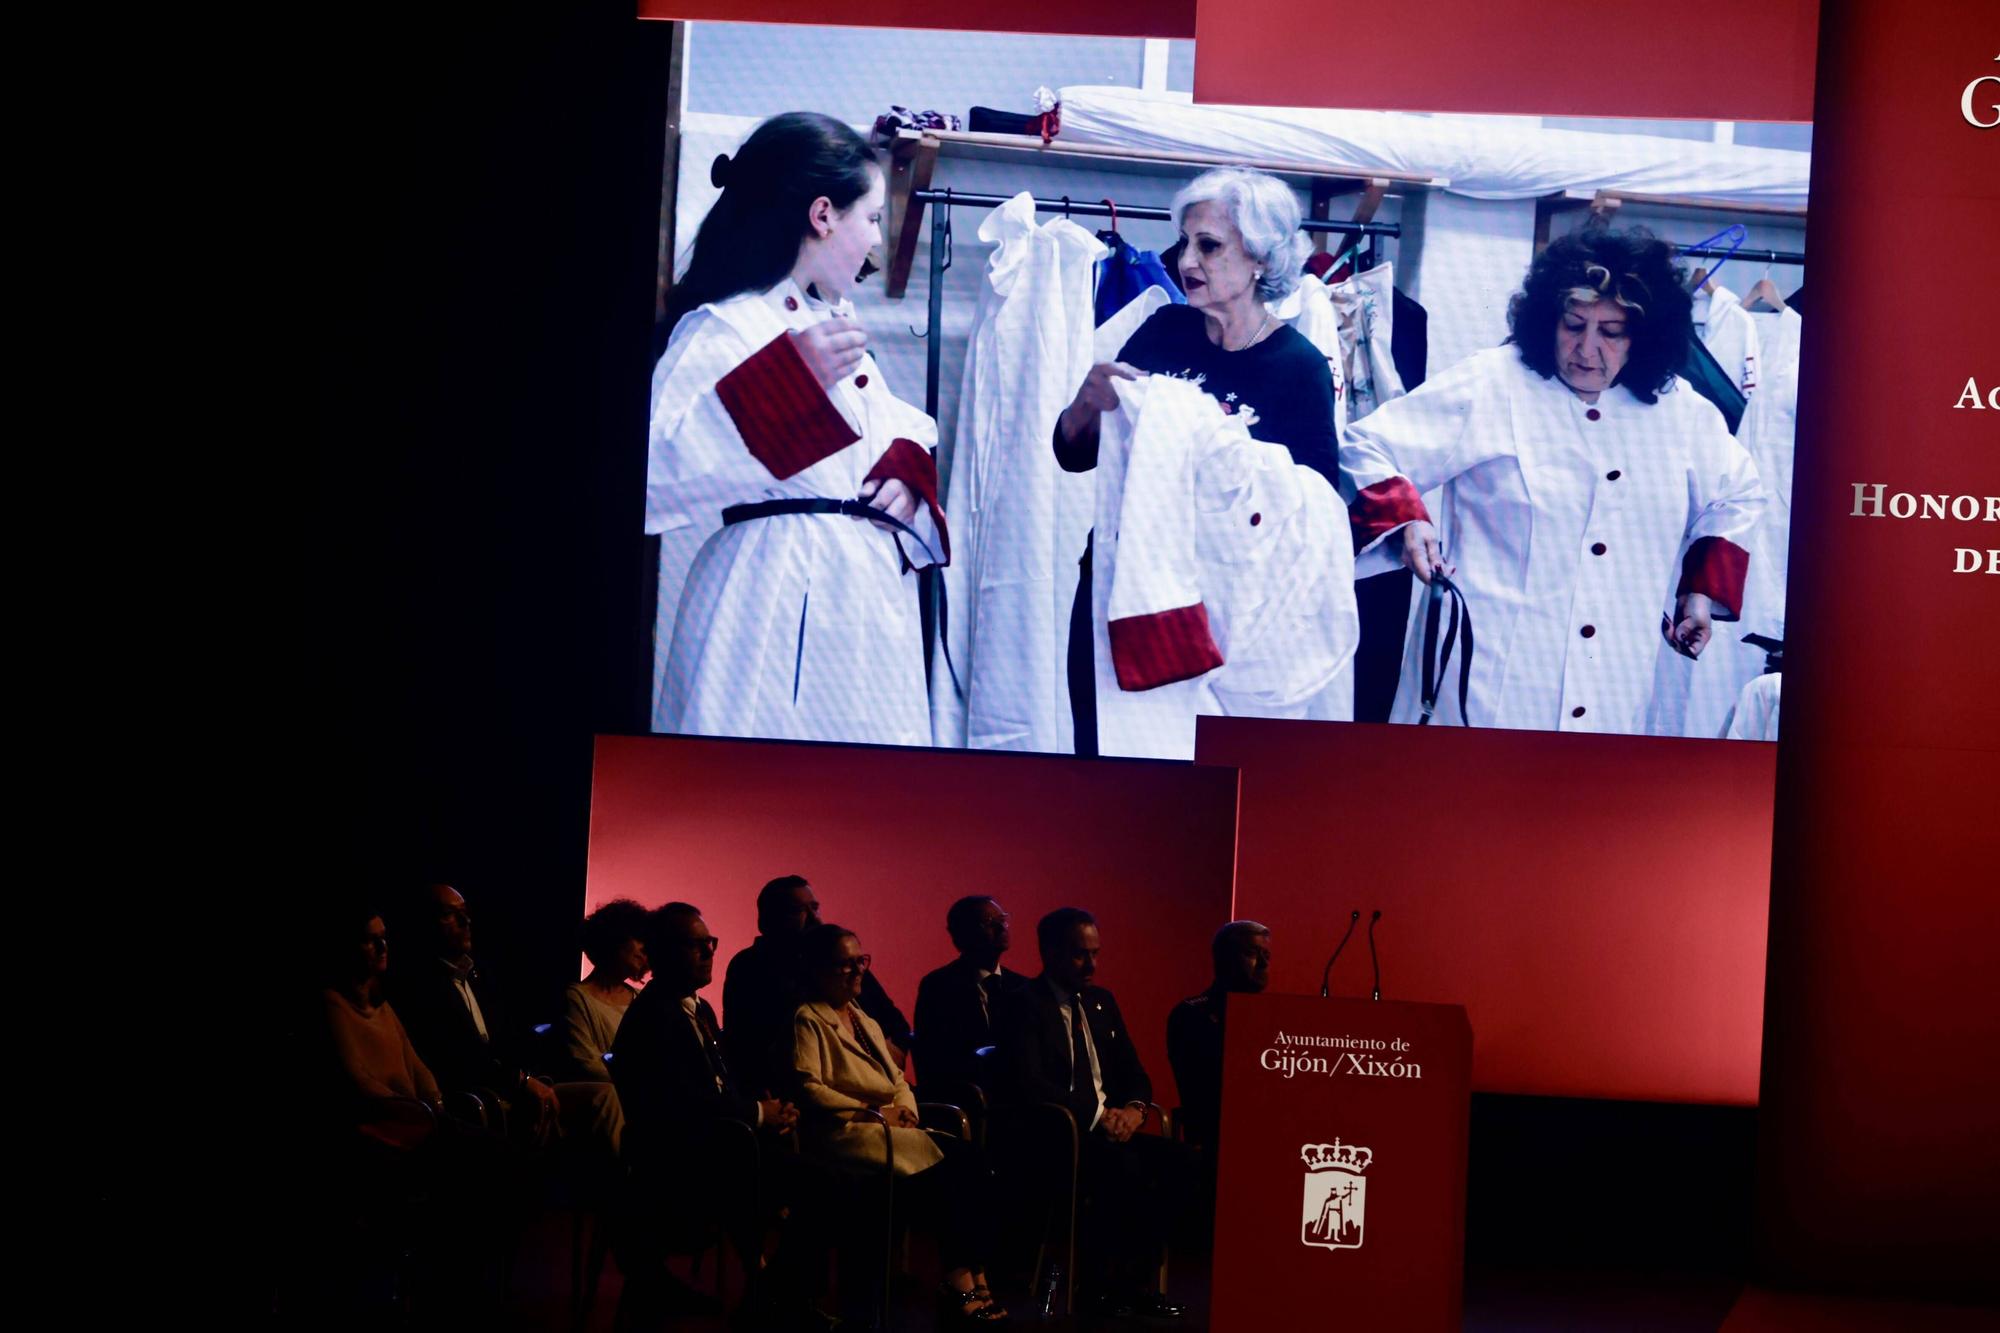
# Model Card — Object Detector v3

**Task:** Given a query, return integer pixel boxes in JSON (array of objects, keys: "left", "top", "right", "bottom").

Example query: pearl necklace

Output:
[{"left": 1225, "top": 311, "right": 1275, "bottom": 352}]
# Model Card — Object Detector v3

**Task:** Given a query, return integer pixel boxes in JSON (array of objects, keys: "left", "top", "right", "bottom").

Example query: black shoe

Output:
[{"left": 1128, "top": 1292, "right": 1186, "bottom": 1319}]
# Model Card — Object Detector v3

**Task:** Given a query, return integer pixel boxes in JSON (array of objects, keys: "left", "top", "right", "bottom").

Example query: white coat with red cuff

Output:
[
  {"left": 1341, "top": 347, "right": 1764, "bottom": 735},
  {"left": 1092, "top": 376, "right": 1356, "bottom": 760},
  {"left": 646, "top": 278, "right": 948, "bottom": 745}
]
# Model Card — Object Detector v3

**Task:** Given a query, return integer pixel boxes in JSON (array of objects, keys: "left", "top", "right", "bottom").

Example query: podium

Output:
[{"left": 1209, "top": 992, "right": 1472, "bottom": 1332}]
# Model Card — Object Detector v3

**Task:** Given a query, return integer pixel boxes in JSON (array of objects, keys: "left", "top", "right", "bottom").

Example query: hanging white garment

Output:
[
  {"left": 1269, "top": 272, "right": 1350, "bottom": 444},
  {"left": 1326, "top": 262, "right": 1407, "bottom": 424},
  {"left": 1092, "top": 376, "right": 1356, "bottom": 760},
  {"left": 1649, "top": 288, "right": 1783, "bottom": 737},
  {"left": 1097, "top": 283, "right": 1174, "bottom": 363},
  {"left": 1694, "top": 282, "right": 1761, "bottom": 397},
  {"left": 647, "top": 278, "right": 946, "bottom": 745},
  {"left": 1723, "top": 670, "right": 1782, "bottom": 741},
  {"left": 932, "top": 194, "right": 1105, "bottom": 752},
  {"left": 1341, "top": 347, "right": 1765, "bottom": 735},
  {"left": 1739, "top": 306, "right": 1800, "bottom": 639}
]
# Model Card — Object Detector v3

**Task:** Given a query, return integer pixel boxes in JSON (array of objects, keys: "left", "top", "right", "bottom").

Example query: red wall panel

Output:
[
  {"left": 1754, "top": 0, "right": 2000, "bottom": 1289},
  {"left": 585, "top": 734, "right": 1241, "bottom": 1109},
  {"left": 1197, "top": 717, "right": 1777, "bottom": 1105}
]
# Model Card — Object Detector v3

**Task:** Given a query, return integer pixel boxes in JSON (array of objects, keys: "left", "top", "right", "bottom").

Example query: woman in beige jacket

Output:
[{"left": 792, "top": 924, "right": 1007, "bottom": 1324}]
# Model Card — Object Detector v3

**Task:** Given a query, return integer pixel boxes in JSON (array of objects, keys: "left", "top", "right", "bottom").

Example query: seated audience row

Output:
[{"left": 305, "top": 873, "right": 1271, "bottom": 1328}]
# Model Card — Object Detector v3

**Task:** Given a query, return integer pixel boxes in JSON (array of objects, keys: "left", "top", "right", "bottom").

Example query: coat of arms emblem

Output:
[{"left": 1300, "top": 1138, "right": 1372, "bottom": 1250}]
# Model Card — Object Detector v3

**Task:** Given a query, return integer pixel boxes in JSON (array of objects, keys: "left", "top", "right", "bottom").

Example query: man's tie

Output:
[
  {"left": 978, "top": 973, "right": 999, "bottom": 1026},
  {"left": 1068, "top": 994, "right": 1091, "bottom": 1094}
]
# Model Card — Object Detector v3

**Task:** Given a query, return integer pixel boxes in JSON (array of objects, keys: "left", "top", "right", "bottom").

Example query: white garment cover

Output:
[
  {"left": 647, "top": 279, "right": 942, "bottom": 745},
  {"left": 1326, "top": 262, "right": 1408, "bottom": 424},
  {"left": 933, "top": 194, "right": 1105, "bottom": 752},
  {"left": 1268, "top": 272, "right": 1349, "bottom": 444},
  {"left": 1695, "top": 283, "right": 1761, "bottom": 397},
  {"left": 1093, "top": 376, "right": 1356, "bottom": 760},
  {"left": 1342, "top": 348, "right": 1766, "bottom": 735},
  {"left": 1057, "top": 86, "right": 1812, "bottom": 207},
  {"left": 1724, "top": 671, "right": 1782, "bottom": 742}
]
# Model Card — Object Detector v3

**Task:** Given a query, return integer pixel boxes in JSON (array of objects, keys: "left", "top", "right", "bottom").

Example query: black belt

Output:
[
  {"left": 721, "top": 497, "right": 962, "bottom": 699},
  {"left": 1418, "top": 571, "right": 1473, "bottom": 726}
]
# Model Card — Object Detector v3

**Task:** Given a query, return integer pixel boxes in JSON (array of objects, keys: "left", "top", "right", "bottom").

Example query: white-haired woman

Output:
[{"left": 1054, "top": 167, "right": 1342, "bottom": 755}]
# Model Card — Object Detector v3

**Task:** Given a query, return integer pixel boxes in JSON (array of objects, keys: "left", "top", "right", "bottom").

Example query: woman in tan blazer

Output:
[{"left": 792, "top": 924, "right": 1007, "bottom": 1324}]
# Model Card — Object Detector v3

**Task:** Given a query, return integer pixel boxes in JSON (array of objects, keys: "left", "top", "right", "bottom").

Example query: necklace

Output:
[{"left": 1225, "top": 311, "right": 1275, "bottom": 352}]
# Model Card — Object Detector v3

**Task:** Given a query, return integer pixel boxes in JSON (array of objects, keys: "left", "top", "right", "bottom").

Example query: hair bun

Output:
[{"left": 710, "top": 154, "right": 734, "bottom": 189}]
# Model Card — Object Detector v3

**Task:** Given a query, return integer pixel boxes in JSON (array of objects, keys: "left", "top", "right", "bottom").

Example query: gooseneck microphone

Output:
[
  {"left": 1320, "top": 910, "right": 1361, "bottom": 998},
  {"left": 1368, "top": 910, "right": 1383, "bottom": 1002}
]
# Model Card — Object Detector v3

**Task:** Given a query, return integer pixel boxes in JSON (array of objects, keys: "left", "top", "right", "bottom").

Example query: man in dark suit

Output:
[
  {"left": 387, "top": 881, "right": 559, "bottom": 1139},
  {"left": 990, "top": 907, "right": 1188, "bottom": 1319},
  {"left": 1166, "top": 920, "right": 1273, "bottom": 1153},
  {"left": 723, "top": 875, "right": 913, "bottom": 1096},
  {"left": 612, "top": 903, "right": 839, "bottom": 1332},
  {"left": 912, "top": 895, "right": 1024, "bottom": 1094}
]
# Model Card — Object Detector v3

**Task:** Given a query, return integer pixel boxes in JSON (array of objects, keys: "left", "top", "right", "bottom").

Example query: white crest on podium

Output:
[{"left": 1300, "top": 1138, "right": 1372, "bottom": 1251}]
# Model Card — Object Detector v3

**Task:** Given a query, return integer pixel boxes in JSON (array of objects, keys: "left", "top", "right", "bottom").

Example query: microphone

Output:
[
  {"left": 1320, "top": 910, "right": 1361, "bottom": 998},
  {"left": 1368, "top": 910, "right": 1383, "bottom": 1002}
]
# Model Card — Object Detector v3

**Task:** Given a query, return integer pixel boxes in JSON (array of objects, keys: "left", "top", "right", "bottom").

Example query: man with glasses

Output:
[
  {"left": 913, "top": 895, "right": 1024, "bottom": 1094},
  {"left": 612, "top": 903, "right": 842, "bottom": 1331},
  {"left": 388, "top": 880, "right": 560, "bottom": 1139}
]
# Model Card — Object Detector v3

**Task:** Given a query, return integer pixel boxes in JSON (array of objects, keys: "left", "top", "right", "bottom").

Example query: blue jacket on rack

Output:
[{"left": 1095, "top": 232, "right": 1184, "bottom": 326}]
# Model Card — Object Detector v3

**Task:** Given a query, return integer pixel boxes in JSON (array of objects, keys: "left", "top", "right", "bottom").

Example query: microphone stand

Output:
[
  {"left": 1320, "top": 910, "right": 1361, "bottom": 998},
  {"left": 1367, "top": 910, "right": 1383, "bottom": 1002}
]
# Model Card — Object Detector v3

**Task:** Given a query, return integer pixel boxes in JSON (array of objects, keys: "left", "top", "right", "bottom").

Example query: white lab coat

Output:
[
  {"left": 1341, "top": 347, "right": 1765, "bottom": 734},
  {"left": 1093, "top": 376, "right": 1357, "bottom": 759},
  {"left": 933, "top": 195, "right": 1104, "bottom": 752},
  {"left": 647, "top": 278, "right": 944, "bottom": 745}
]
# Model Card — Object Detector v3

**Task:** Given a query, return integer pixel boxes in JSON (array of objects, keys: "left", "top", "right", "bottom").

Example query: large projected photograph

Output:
[{"left": 644, "top": 25, "right": 1809, "bottom": 759}]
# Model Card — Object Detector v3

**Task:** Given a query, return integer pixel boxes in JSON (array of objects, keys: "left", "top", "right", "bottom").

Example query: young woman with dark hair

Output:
[
  {"left": 647, "top": 112, "right": 949, "bottom": 746},
  {"left": 1341, "top": 227, "right": 1766, "bottom": 734}
]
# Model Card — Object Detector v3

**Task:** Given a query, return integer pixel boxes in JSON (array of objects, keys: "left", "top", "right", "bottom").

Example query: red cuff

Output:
[
  {"left": 716, "top": 333, "right": 861, "bottom": 480},
  {"left": 864, "top": 438, "right": 950, "bottom": 567},
  {"left": 1108, "top": 603, "right": 1225, "bottom": 692},
  {"left": 1349, "top": 477, "right": 1431, "bottom": 551},
  {"left": 1678, "top": 536, "right": 1750, "bottom": 620}
]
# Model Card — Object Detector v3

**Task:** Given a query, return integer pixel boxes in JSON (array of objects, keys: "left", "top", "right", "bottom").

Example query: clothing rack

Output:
[
  {"left": 1678, "top": 242, "right": 1806, "bottom": 264},
  {"left": 909, "top": 187, "right": 1403, "bottom": 416}
]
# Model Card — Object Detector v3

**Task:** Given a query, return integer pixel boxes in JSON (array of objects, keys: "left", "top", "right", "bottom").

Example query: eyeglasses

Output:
[
  {"left": 981, "top": 914, "right": 1012, "bottom": 929},
  {"left": 834, "top": 955, "right": 873, "bottom": 975},
  {"left": 686, "top": 937, "right": 721, "bottom": 955}
]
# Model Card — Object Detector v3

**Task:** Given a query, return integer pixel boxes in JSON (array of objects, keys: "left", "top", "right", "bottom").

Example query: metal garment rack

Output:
[
  {"left": 1678, "top": 242, "right": 1807, "bottom": 264},
  {"left": 910, "top": 187, "right": 1403, "bottom": 416}
]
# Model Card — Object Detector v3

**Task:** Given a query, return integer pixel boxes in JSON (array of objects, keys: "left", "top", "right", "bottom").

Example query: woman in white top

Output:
[
  {"left": 647, "top": 112, "right": 949, "bottom": 745},
  {"left": 1341, "top": 227, "right": 1765, "bottom": 734},
  {"left": 560, "top": 898, "right": 649, "bottom": 1153}
]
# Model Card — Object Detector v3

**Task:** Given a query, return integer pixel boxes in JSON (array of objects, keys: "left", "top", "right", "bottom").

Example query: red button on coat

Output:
[
  {"left": 1591, "top": 542, "right": 1607, "bottom": 556},
  {"left": 1572, "top": 706, "right": 1587, "bottom": 718},
  {"left": 1586, "top": 408, "right": 1602, "bottom": 421},
  {"left": 784, "top": 296, "right": 799, "bottom": 311},
  {"left": 854, "top": 374, "right": 868, "bottom": 388},
  {"left": 1580, "top": 625, "right": 1596, "bottom": 638},
  {"left": 1606, "top": 470, "right": 1622, "bottom": 481},
  {"left": 1249, "top": 512, "right": 1262, "bottom": 527}
]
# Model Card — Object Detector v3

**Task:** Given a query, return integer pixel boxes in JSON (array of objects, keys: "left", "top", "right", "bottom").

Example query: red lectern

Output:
[{"left": 1209, "top": 992, "right": 1472, "bottom": 1332}]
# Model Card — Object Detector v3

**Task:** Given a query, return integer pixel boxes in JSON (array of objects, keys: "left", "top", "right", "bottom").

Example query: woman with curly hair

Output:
[{"left": 1340, "top": 227, "right": 1765, "bottom": 733}]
